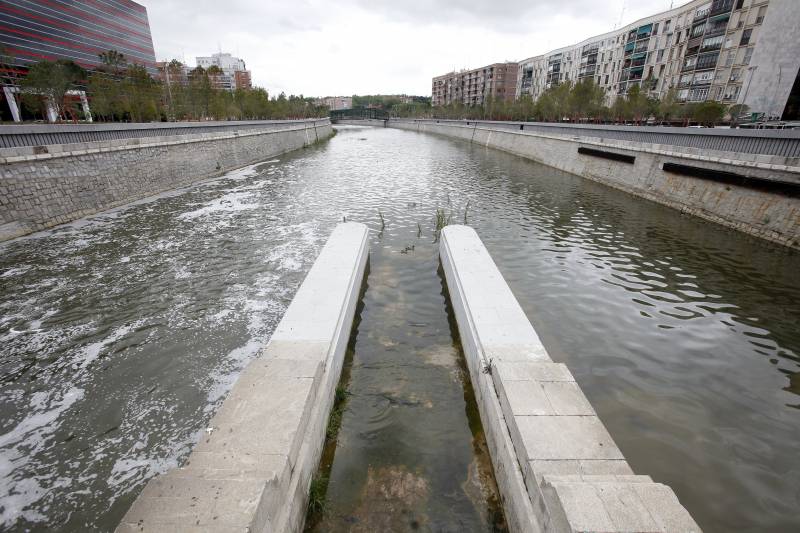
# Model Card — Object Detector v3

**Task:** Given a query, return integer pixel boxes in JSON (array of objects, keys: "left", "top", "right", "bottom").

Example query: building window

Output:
[
  {"left": 735, "top": 0, "right": 744, "bottom": 9},
  {"left": 723, "top": 84, "right": 741, "bottom": 101},
  {"left": 743, "top": 46, "right": 754, "bottom": 64},
  {"left": 725, "top": 51, "right": 734, "bottom": 66},
  {"left": 740, "top": 28, "right": 752, "bottom": 46},
  {"left": 665, "top": 20, "right": 671, "bottom": 32},
  {"left": 756, "top": 6, "right": 767, "bottom": 24}
]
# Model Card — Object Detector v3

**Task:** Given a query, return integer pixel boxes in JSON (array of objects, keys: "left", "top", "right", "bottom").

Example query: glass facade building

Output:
[{"left": 0, "top": 0, "right": 156, "bottom": 76}]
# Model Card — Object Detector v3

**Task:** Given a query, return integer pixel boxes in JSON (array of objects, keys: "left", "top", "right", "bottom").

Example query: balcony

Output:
[
  {"left": 694, "top": 8, "right": 711, "bottom": 21},
  {"left": 709, "top": 0, "right": 734, "bottom": 17},
  {"left": 696, "top": 52, "right": 719, "bottom": 70},
  {"left": 704, "top": 24, "right": 727, "bottom": 38}
]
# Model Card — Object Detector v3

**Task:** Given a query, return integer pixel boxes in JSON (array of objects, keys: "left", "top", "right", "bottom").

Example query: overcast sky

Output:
[{"left": 140, "top": 0, "right": 690, "bottom": 98}]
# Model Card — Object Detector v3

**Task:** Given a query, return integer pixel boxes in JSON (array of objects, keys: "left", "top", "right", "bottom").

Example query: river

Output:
[{"left": 0, "top": 124, "right": 798, "bottom": 532}]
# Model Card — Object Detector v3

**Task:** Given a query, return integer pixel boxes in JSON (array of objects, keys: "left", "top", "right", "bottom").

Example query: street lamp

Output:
[{"left": 741, "top": 65, "right": 758, "bottom": 118}]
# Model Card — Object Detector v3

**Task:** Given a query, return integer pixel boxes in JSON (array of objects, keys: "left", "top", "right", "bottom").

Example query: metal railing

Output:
[
  {"left": 0, "top": 119, "right": 331, "bottom": 149},
  {"left": 391, "top": 119, "right": 800, "bottom": 158}
]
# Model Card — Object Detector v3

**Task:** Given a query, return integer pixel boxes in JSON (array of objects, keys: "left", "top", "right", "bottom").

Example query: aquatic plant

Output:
[
  {"left": 307, "top": 473, "right": 329, "bottom": 516},
  {"left": 326, "top": 385, "right": 349, "bottom": 440},
  {"left": 434, "top": 208, "right": 451, "bottom": 232}
]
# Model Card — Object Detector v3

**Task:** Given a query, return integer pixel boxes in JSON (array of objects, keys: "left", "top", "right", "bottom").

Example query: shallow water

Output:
[{"left": 0, "top": 125, "right": 798, "bottom": 532}]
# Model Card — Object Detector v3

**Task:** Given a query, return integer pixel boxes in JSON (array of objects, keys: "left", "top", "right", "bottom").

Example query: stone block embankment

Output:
[
  {"left": 440, "top": 225, "right": 701, "bottom": 533},
  {"left": 0, "top": 119, "right": 333, "bottom": 241},
  {"left": 117, "top": 222, "right": 369, "bottom": 533},
  {"left": 392, "top": 119, "right": 800, "bottom": 249}
]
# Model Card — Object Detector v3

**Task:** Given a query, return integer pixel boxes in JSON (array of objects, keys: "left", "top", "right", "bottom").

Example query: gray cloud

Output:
[{"left": 139, "top": 0, "right": 686, "bottom": 96}]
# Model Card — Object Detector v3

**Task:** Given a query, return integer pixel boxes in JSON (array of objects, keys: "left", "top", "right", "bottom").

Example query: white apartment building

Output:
[
  {"left": 515, "top": 0, "right": 799, "bottom": 120},
  {"left": 315, "top": 96, "right": 353, "bottom": 110},
  {"left": 195, "top": 52, "right": 252, "bottom": 91}
]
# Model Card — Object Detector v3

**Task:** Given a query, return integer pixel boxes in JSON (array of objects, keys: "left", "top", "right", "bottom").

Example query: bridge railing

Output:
[
  {"left": 391, "top": 118, "right": 800, "bottom": 158},
  {"left": 0, "top": 119, "right": 331, "bottom": 149},
  {"left": 330, "top": 108, "right": 389, "bottom": 121}
]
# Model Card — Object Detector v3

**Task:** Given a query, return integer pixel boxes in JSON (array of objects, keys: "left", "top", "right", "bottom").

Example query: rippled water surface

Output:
[{"left": 1, "top": 124, "right": 799, "bottom": 532}]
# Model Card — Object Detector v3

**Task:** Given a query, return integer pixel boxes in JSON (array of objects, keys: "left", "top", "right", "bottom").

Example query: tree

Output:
[
  {"left": 727, "top": 103, "right": 750, "bottom": 126},
  {"left": 692, "top": 100, "right": 726, "bottom": 127},
  {"left": 657, "top": 87, "right": 681, "bottom": 123},
  {"left": 120, "top": 63, "right": 161, "bottom": 122},
  {"left": 568, "top": 79, "right": 605, "bottom": 121},
  {"left": 625, "top": 85, "right": 650, "bottom": 124},
  {"left": 99, "top": 50, "right": 127, "bottom": 76},
  {"left": 20, "top": 60, "right": 85, "bottom": 121}
]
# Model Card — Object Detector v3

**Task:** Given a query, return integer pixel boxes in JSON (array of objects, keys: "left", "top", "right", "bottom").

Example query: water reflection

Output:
[{"left": 0, "top": 124, "right": 798, "bottom": 532}]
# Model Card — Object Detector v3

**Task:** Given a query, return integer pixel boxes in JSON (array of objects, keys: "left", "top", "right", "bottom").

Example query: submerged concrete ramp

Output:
[
  {"left": 440, "top": 225, "right": 700, "bottom": 533},
  {"left": 117, "top": 222, "right": 369, "bottom": 532}
]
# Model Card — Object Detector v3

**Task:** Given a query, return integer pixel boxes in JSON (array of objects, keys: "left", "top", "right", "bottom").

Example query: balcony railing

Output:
[
  {"left": 709, "top": 0, "right": 734, "bottom": 17},
  {"left": 694, "top": 8, "right": 711, "bottom": 21}
]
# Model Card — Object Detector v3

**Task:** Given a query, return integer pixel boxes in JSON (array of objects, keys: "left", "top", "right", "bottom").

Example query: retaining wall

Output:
[
  {"left": 0, "top": 119, "right": 333, "bottom": 241},
  {"left": 117, "top": 222, "right": 370, "bottom": 533},
  {"left": 440, "top": 225, "right": 701, "bottom": 533},
  {"left": 391, "top": 119, "right": 800, "bottom": 249}
]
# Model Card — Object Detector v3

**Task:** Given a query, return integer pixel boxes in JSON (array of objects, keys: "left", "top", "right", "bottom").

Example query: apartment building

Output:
[
  {"left": 432, "top": 62, "right": 518, "bottom": 107},
  {"left": 314, "top": 96, "right": 353, "bottom": 110},
  {"left": 514, "top": 0, "right": 799, "bottom": 120},
  {"left": 195, "top": 52, "right": 252, "bottom": 91}
]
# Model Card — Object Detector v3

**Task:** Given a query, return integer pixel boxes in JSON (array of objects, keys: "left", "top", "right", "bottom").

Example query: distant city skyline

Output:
[{"left": 140, "top": 0, "right": 689, "bottom": 97}]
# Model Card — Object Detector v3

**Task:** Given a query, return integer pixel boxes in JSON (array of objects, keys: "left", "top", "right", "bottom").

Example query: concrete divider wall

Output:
[
  {"left": 392, "top": 120, "right": 800, "bottom": 249},
  {"left": 440, "top": 225, "right": 701, "bottom": 533},
  {"left": 117, "top": 222, "right": 369, "bottom": 533},
  {"left": 0, "top": 119, "right": 333, "bottom": 241}
]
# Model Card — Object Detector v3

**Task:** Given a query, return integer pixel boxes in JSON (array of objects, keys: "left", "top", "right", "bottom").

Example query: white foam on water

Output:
[
  {"left": 75, "top": 321, "right": 144, "bottom": 371},
  {"left": 0, "top": 387, "right": 85, "bottom": 529},
  {"left": 0, "top": 266, "right": 30, "bottom": 278},
  {"left": 177, "top": 191, "right": 259, "bottom": 221},
  {"left": 173, "top": 265, "right": 191, "bottom": 280}
]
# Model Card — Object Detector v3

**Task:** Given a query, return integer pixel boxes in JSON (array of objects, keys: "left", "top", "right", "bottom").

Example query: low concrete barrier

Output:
[
  {"left": 117, "top": 222, "right": 369, "bottom": 533},
  {"left": 392, "top": 119, "right": 800, "bottom": 249},
  {"left": 440, "top": 225, "right": 701, "bottom": 533}
]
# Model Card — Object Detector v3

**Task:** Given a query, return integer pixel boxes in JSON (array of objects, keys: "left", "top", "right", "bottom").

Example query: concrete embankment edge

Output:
[
  {"left": 392, "top": 120, "right": 800, "bottom": 250},
  {"left": 0, "top": 119, "right": 333, "bottom": 242},
  {"left": 116, "top": 222, "right": 369, "bottom": 533},
  {"left": 440, "top": 225, "right": 701, "bottom": 533}
]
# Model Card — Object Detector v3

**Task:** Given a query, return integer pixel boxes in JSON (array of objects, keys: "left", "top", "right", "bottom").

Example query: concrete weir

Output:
[
  {"left": 117, "top": 222, "right": 369, "bottom": 532},
  {"left": 440, "top": 225, "right": 701, "bottom": 533}
]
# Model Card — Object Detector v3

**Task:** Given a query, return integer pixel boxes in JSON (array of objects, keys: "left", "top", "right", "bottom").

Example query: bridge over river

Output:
[{"left": 0, "top": 122, "right": 799, "bottom": 532}]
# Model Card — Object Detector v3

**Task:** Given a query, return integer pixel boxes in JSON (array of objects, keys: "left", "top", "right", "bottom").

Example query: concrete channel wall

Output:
[
  {"left": 440, "top": 225, "right": 701, "bottom": 533},
  {"left": 0, "top": 119, "right": 333, "bottom": 242},
  {"left": 117, "top": 222, "right": 370, "bottom": 533},
  {"left": 391, "top": 119, "right": 800, "bottom": 250}
]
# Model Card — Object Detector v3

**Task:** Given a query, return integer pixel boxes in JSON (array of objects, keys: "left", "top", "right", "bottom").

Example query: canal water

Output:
[{"left": 0, "top": 125, "right": 798, "bottom": 532}]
